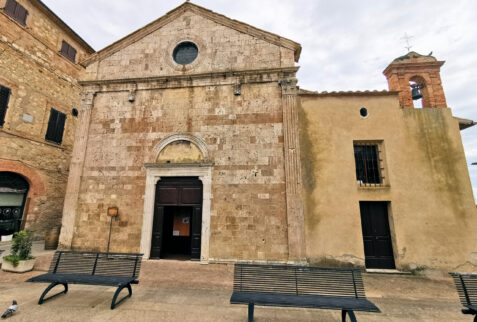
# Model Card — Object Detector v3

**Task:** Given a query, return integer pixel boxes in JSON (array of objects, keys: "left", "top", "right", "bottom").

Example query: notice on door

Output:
[{"left": 173, "top": 214, "right": 190, "bottom": 236}]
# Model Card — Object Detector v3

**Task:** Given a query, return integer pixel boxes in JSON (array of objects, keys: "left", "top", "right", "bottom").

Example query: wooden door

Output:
[
  {"left": 359, "top": 201, "right": 395, "bottom": 269},
  {"left": 150, "top": 206, "right": 164, "bottom": 259},
  {"left": 190, "top": 206, "right": 202, "bottom": 260},
  {"left": 151, "top": 177, "right": 202, "bottom": 260}
]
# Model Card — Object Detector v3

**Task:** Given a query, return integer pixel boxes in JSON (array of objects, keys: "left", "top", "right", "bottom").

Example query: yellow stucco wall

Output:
[{"left": 299, "top": 93, "right": 477, "bottom": 271}]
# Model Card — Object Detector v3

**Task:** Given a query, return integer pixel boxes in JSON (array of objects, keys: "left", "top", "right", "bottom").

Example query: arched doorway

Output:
[{"left": 0, "top": 172, "right": 29, "bottom": 238}]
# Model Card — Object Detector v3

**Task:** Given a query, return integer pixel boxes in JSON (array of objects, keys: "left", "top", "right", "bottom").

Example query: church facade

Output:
[{"left": 49, "top": 2, "right": 476, "bottom": 272}]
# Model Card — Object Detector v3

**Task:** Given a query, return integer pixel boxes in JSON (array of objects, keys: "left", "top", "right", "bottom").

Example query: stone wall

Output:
[
  {"left": 70, "top": 81, "right": 289, "bottom": 261},
  {"left": 0, "top": 0, "right": 93, "bottom": 238}
]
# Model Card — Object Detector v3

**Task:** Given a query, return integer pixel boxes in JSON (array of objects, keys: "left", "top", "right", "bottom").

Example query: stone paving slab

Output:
[{"left": 0, "top": 260, "right": 470, "bottom": 321}]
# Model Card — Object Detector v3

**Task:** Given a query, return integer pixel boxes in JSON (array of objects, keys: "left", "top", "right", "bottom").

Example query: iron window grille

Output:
[
  {"left": 3, "top": 0, "right": 28, "bottom": 26},
  {"left": 0, "top": 85, "right": 11, "bottom": 127},
  {"left": 45, "top": 108, "right": 66, "bottom": 144},
  {"left": 353, "top": 143, "right": 384, "bottom": 186},
  {"left": 60, "top": 40, "right": 77, "bottom": 63}
]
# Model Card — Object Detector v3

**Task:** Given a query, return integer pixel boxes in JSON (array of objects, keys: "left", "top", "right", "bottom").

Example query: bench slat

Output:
[
  {"left": 231, "top": 292, "right": 380, "bottom": 312},
  {"left": 450, "top": 273, "right": 477, "bottom": 308},
  {"left": 234, "top": 264, "right": 367, "bottom": 299}
]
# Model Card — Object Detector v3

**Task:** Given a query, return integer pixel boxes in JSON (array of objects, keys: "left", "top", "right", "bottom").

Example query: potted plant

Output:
[{"left": 2, "top": 231, "right": 35, "bottom": 273}]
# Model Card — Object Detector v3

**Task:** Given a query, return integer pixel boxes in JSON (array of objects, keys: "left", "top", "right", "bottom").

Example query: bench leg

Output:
[
  {"left": 248, "top": 303, "right": 254, "bottom": 322},
  {"left": 38, "top": 282, "right": 68, "bottom": 305},
  {"left": 341, "top": 310, "right": 357, "bottom": 322},
  {"left": 111, "top": 283, "right": 132, "bottom": 310}
]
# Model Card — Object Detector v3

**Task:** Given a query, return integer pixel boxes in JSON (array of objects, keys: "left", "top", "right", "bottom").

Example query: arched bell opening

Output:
[
  {"left": 409, "top": 76, "right": 429, "bottom": 108},
  {"left": 0, "top": 172, "right": 29, "bottom": 239}
]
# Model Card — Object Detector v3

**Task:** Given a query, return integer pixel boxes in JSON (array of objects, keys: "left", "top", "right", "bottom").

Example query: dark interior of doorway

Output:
[{"left": 161, "top": 206, "right": 193, "bottom": 260}]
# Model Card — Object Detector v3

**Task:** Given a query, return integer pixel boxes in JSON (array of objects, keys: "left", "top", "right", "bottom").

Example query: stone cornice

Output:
[
  {"left": 81, "top": 2, "right": 301, "bottom": 66},
  {"left": 383, "top": 61, "right": 445, "bottom": 77},
  {"left": 144, "top": 162, "right": 215, "bottom": 169},
  {"left": 79, "top": 67, "right": 299, "bottom": 92}
]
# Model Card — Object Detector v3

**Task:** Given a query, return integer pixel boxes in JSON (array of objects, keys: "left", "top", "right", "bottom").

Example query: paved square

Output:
[{"left": 0, "top": 259, "right": 469, "bottom": 321}]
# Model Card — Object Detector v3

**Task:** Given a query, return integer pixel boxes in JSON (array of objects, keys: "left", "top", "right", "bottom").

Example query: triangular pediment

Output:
[{"left": 81, "top": 2, "right": 301, "bottom": 66}]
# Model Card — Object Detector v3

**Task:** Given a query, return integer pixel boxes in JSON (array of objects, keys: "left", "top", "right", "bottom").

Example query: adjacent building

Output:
[{"left": 0, "top": 0, "right": 94, "bottom": 240}]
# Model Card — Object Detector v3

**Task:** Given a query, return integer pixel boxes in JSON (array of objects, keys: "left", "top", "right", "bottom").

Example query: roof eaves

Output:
[{"left": 31, "top": 0, "right": 95, "bottom": 53}]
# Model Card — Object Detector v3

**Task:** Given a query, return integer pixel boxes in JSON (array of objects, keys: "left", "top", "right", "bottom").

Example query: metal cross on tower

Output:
[{"left": 401, "top": 33, "right": 414, "bottom": 52}]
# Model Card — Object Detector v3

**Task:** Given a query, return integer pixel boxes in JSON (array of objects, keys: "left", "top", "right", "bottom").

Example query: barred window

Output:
[
  {"left": 45, "top": 109, "right": 66, "bottom": 144},
  {"left": 60, "top": 40, "right": 77, "bottom": 63},
  {"left": 3, "top": 0, "right": 28, "bottom": 26},
  {"left": 353, "top": 143, "right": 382, "bottom": 185},
  {"left": 0, "top": 85, "right": 11, "bottom": 127}
]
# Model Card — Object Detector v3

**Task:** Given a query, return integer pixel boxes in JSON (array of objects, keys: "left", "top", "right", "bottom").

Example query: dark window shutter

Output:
[
  {"left": 60, "top": 41, "right": 76, "bottom": 63},
  {"left": 60, "top": 41, "right": 69, "bottom": 56},
  {"left": 55, "top": 112, "right": 66, "bottom": 144},
  {"left": 4, "top": 0, "right": 16, "bottom": 16},
  {"left": 3, "top": 0, "right": 28, "bottom": 26},
  {"left": 0, "top": 85, "right": 11, "bottom": 127},
  {"left": 45, "top": 109, "right": 59, "bottom": 142},
  {"left": 67, "top": 45, "right": 77, "bottom": 62},
  {"left": 14, "top": 4, "right": 28, "bottom": 26},
  {"left": 45, "top": 109, "right": 66, "bottom": 144}
]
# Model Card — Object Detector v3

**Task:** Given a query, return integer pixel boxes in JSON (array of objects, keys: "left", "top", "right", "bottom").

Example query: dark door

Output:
[
  {"left": 190, "top": 206, "right": 202, "bottom": 260},
  {"left": 0, "top": 172, "right": 29, "bottom": 236},
  {"left": 359, "top": 201, "right": 395, "bottom": 269},
  {"left": 150, "top": 177, "right": 202, "bottom": 260},
  {"left": 150, "top": 206, "right": 164, "bottom": 259}
]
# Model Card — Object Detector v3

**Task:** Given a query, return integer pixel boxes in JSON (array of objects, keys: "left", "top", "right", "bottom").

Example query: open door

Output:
[{"left": 150, "top": 177, "right": 202, "bottom": 260}]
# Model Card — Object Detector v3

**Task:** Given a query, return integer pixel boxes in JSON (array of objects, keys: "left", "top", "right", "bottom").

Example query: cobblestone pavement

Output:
[{"left": 0, "top": 259, "right": 469, "bottom": 321}]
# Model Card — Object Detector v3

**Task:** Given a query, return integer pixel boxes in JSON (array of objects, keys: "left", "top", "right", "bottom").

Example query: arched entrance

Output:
[
  {"left": 0, "top": 172, "right": 29, "bottom": 238},
  {"left": 140, "top": 133, "right": 213, "bottom": 262}
]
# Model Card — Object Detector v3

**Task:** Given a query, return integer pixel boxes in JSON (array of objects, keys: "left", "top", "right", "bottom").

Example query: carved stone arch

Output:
[{"left": 152, "top": 133, "right": 209, "bottom": 163}]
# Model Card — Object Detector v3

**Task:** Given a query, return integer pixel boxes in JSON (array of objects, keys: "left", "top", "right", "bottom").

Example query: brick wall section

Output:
[
  {"left": 71, "top": 83, "right": 289, "bottom": 260},
  {"left": 383, "top": 54, "right": 447, "bottom": 109}
]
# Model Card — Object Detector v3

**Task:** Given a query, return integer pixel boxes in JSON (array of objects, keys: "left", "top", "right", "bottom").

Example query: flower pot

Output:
[{"left": 1, "top": 258, "right": 35, "bottom": 273}]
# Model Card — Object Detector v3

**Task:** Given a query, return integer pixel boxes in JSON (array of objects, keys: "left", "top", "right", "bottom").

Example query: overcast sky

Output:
[{"left": 42, "top": 0, "right": 477, "bottom": 198}]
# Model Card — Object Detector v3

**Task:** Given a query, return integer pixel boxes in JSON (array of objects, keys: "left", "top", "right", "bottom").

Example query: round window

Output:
[
  {"left": 360, "top": 107, "right": 368, "bottom": 117},
  {"left": 173, "top": 42, "right": 198, "bottom": 65}
]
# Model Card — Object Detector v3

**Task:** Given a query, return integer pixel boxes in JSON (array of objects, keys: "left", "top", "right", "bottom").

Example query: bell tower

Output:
[{"left": 383, "top": 52, "right": 447, "bottom": 108}]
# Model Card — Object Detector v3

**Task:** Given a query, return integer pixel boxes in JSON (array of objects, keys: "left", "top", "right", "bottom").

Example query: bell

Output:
[{"left": 411, "top": 87, "right": 423, "bottom": 100}]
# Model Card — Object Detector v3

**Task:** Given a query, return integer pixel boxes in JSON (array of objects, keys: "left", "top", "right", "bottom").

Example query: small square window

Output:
[
  {"left": 3, "top": 0, "right": 28, "bottom": 26},
  {"left": 0, "top": 84, "right": 11, "bottom": 127},
  {"left": 60, "top": 41, "right": 77, "bottom": 63},
  {"left": 45, "top": 108, "right": 66, "bottom": 144},
  {"left": 353, "top": 142, "right": 384, "bottom": 186}
]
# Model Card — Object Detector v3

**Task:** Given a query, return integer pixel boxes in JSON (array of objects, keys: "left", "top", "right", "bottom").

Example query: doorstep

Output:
[{"left": 366, "top": 268, "right": 411, "bottom": 275}]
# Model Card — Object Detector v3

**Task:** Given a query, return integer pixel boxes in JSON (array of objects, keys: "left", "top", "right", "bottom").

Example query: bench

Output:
[
  {"left": 27, "top": 251, "right": 143, "bottom": 309},
  {"left": 450, "top": 272, "right": 477, "bottom": 321},
  {"left": 230, "top": 264, "right": 380, "bottom": 322}
]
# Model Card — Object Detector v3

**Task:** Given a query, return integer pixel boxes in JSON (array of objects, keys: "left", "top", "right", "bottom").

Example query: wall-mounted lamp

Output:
[
  {"left": 234, "top": 81, "right": 241, "bottom": 96},
  {"left": 107, "top": 206, "right": 119, "bottom": 217},
  {"left": 128, "top": 90, "right": 136, "bottom": 102},
  {"left": 106, "top": 206, "right": 119, "bottom": 253}
]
